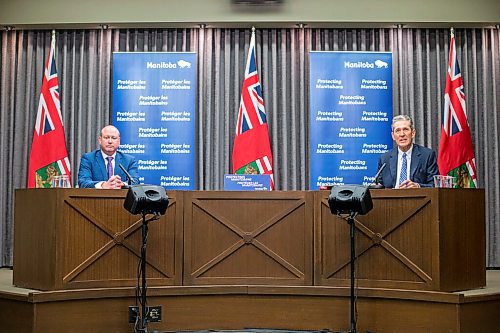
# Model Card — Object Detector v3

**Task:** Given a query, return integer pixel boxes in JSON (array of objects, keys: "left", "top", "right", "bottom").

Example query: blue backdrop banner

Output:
[
  {"left": 309, "top": 52, "right": 393, "bottom": 189},
  {"left": 112, "top": 52, "right": 197, "bottom": 189}
]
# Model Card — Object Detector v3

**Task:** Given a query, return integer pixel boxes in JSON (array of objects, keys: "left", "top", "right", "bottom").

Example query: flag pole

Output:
[
  {"left": 51, "top": 30, "right": 56, "bottom": 59},
  {"left": 28, "top": 27, "right": 72, "bottom": 188},
  {"left": 438, "top": 25, "right": 478, "bottom": 187},
  {"left": 232, "top": 24, "right": 275, "bottom": 189}
]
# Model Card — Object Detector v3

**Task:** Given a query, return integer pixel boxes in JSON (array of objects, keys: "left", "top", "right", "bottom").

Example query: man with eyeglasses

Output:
[
  {"left": 77, "top": 125, "right": 140, "bottom": 188},
  {"left": 377, "top": 115, "right": 439, "bottom": 188}
]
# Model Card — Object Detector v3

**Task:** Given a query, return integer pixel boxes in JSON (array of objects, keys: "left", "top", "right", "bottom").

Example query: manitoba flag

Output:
[
  {"left": 438, "top": 29, "right": 477, "bottom": 188},
  {"left": 232, "top": 29, "right": 275, "bottom": 189},
  {"left": 28, "top": 32, "right": 71, "bottom": 188}
]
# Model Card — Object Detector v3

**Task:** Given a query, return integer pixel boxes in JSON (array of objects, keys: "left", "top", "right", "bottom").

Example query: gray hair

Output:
[{"left": 392, "top": 115, "right": 414, "bottom": 130}]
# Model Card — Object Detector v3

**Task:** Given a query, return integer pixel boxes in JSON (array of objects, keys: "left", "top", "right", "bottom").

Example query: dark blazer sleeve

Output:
[
  {"left": 378, "top": 150, "right": 395, "bottom": 188},
  {"left": 412, "top": 146, "right": 439, "bottom": 187}
]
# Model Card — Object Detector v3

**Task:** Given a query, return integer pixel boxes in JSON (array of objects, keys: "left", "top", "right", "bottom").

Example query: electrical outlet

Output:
[
  {"left": 128, "top": 306, "right": 139, "bottom": 323},
  {"left": 128, "top": 305, "right": 162, "bottom": 323},
  {"left": 147, "top": 306, "right": 162, "bottom": 322}
]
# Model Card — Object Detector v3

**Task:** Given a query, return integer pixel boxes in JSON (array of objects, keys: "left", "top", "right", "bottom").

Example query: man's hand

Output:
[
  {"left": 399, "top": 179, "right": 421, "bottom": 189},
  {"left": 103, "top": 175, "right": 124, "bottom": 189}
]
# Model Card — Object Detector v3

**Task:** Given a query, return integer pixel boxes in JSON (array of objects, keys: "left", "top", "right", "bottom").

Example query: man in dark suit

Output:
[
  {"left": 78, "top": 125, "right": 140, "bottom": 189},
  {"left": 378, "top": 115, "right": 439, "bottom": 188}
]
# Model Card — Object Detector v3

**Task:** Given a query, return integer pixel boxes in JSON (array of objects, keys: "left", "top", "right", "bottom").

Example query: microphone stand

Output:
[
  {"left": 334, "top": 211, "right": 360, "bottom": 333},
  {"left": 134, "top": 212, "right": 160, "bottom": 333},
  {"left": 138, "top": 212, "right": 149, "bottom": 333},
  {"left": 368, "top": 163, "right": 386, "bottom": 190},
  {"left": 119, "top": 164, "right": 133, "bottom": 188},
  {"left": 348, "top": 211, "right": 358, "bottom": 333}
]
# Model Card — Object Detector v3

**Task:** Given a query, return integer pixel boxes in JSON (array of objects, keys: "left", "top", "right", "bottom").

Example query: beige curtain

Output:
[{"left": 0, "top": 27, "right": 499, "bottom": 267}]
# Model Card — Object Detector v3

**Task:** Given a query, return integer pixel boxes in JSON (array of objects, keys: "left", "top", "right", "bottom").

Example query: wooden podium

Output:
[
  {"left": 315, "top": 188, "right": 486, "bottom": 292},
  {"left": 183, "top": 191, "right": 314, "bottom": 286},
  {"left": 13, "top": 188, "right": 485, "bottom": 293},
  {"left": 13, "top": 188, "right": 182, "bottom": 291}
]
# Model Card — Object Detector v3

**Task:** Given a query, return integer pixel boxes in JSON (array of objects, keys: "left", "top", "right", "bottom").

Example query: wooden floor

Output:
[{"left": 1, "top": 268, "right": 500, "bottom": 333}]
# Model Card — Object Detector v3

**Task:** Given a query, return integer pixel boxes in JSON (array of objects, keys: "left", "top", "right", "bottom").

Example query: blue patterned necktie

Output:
[
  {"left": 399, "top": 152, "right": 407, "bottom": 186},
  {"left": 106, "top": 156, "right": 114, "bottom": 179}
]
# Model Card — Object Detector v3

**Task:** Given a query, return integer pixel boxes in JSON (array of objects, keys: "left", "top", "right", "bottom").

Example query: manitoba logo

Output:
[
  {"left": 344, "top": 61, "right": 374, "bottom": 69},
  {"left": 177, "top": 60, "right": 191, "bottom": 68},
  {"left": 146, "top": 61, "right": 177, "bottom": 69},
  {"left": 344, "top": 60, "right": 388, "bottom": 69},
  {"left": 374, "top": 60, "right": 388, "bottom": 68}
]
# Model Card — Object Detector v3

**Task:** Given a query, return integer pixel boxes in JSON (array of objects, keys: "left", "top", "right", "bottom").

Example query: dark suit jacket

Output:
[
  {"left": 77, "top": 149, "right": 140, "bottom": 188},
  {"left": 377, "top": 144, "right": 439, "bottom": 188}
]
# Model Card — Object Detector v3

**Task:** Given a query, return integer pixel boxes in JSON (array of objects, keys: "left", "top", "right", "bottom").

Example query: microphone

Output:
[
  {"left": 118, "top": 164, "right": 134, "bottom": 187},
  {"left": 368, "top": 163, "right": 386, "bottom": 189}
]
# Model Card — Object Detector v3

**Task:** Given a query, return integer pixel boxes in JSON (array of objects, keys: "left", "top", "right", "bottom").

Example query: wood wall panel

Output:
[
  {"left": 460, "top": 299, "right": 500, "bottom": 332},
  {"left": 315, "top": 188, "right": 485, "bottom": 292},
  {"left": 13, "top": 189, "right": 182, "bottom": 290},
  {"left": 438, "top": 189, "right": 486, "bottom": 291},
  {"left": 3, "top": 284, "right": 500, "bottom": 333},
  {"left": 14, "top": 188, "right": 484, "bottom": 293},
  {"left": 0, "top": 298, "right": 34, "bottom": 332},
  {"left": 183, "top": 191, "right": 314, "bottom": 285}
]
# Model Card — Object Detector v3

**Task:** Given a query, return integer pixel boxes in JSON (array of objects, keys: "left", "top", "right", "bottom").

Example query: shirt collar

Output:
[
  {"left": 398, "top": 144, "right": 413, "bottom": 158},
  {"left": 101, "top": 151, "right": 117, "bottom": 160}
]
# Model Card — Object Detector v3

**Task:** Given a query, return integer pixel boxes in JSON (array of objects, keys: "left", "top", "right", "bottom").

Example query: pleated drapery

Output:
[{"left": 1, "top": 27, "right": 499, "bottom": 267}]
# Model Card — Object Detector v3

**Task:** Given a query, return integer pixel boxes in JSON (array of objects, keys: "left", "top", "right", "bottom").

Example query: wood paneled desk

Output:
[
  {"left": 315, "top": 188, "right": 485, "bottom": 291},
  {"left": 13, "top": 188, "right": 182, "bottom": 290},
  {"left": 13, "top": 188, "right": 485, "bottom": 292}
]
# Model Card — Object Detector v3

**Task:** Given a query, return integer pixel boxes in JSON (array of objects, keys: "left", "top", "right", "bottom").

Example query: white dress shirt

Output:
[
  {"left": 95, "top": 151, "right": 117, "bottom": 188},
  {"left": 395, "top": 145, "right": 413, "bottom": 189}
]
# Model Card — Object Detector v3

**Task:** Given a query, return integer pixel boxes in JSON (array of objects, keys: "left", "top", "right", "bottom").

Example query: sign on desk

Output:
[{"left": 224, "top": 174, "right": 271, "bottom": 191}]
